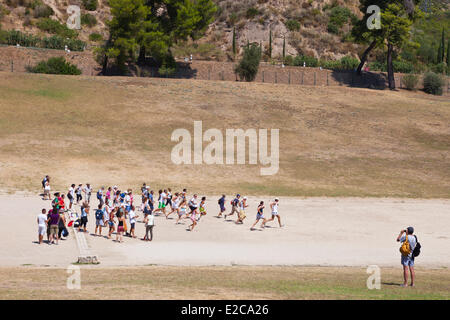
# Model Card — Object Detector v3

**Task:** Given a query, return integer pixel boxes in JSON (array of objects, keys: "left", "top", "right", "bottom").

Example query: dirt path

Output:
[{"left": 1, "top": 194, "right": 449, "bottom": 268}]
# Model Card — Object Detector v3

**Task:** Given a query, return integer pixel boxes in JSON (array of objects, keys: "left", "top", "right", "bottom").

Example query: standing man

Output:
[
  {"left": 396, "top": 227, "right": 417, "bottom": 287},
  {"left": 37, "top": 209, "right": 49, "bottom": 244},
  {"left": 95, "top": 204, "right": 105, "bottom": 236},
  {"left": 83, "top": 183, "right": 92, "bottom": 204},
  {"left": 68, "top": 184, "right": 75, "bottom": 210}
]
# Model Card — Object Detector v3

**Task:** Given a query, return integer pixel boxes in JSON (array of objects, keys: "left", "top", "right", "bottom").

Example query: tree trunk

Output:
[
  {"left": 387, "top": 42, "right": 395, "bottom": 90},
  {"left": 138, "top": 46, "right": 146, "bottom": 65},
  {"left": 356, "top": 40, "right": 376, "bottom": 75}
]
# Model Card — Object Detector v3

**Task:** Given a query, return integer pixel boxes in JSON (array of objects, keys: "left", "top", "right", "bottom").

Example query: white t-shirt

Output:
[
  {"left": 147, "top": 214, "right": 155, "bottom": 226},
  {"left": 125, "top": 195, "right": 131, "bottom": 205},
  {"left": 160, "top": 193, "right": 166, "bottom": 204},
  {"left": 38, "top": 213, "right": 47, "bottom": 226},
  {"left": 129, "top": 210, "right": 136, "bottom": 224},
  {"left": 84, "top": 186, "right": 91, "bottom": 195},
  {"left": 69, "top": 187, "right": 75, "bottom": 197},
  {"left": 44, "top": 182, "right": 50, "bottom": 191}
]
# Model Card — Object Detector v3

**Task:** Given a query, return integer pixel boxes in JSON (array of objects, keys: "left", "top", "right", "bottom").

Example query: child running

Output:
[
  {"left": 197, "top": 196, "right": 207, "bottom": 221},
  {"left": 250, "top": 201, "right": 266, "bottom": 230}
]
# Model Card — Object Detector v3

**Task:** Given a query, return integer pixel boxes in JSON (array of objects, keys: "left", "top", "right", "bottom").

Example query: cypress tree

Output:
[
  {"left": 232, "top": 27, "right": 236, "bottom": 58},
  {"left": 441, "top": 28, "right": 445, "bottom": 63},
  {"left": 269, "top": 29, "right": 272, "bottom": 59},
  {"left": 437, "top": 42, "right": 442, "bottom": 64},
  {"left": 282, "top": 35, "right": 286, "bottom": 63},
  {"left": 447, "top": 39, "right": 450, "bottom": 66}
]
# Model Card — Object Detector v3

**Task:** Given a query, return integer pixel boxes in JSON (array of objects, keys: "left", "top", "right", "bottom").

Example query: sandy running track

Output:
[{"left": 1, "top": 195, "right": 449, "bottom": 268}]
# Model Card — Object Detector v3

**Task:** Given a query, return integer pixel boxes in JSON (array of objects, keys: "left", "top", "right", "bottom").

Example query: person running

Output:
[
  {"left": 265, "top": 198, "right": 282, "bottom": 227},
  {"left": 116, "top": 211, "right": 125, "bottom": 243},
  {"left": 83, "top": 183, "right": 92, "bottom": 204},
  {"left": 198, "top": 196, "right": 207, "bottom": 221},
  {"left": 153, "top": 190, "right": 166, "bottom": 216},
  {"left": 217, "top": 194, "right": 226, "bottom": 217},
  {"left": 236, "top": 196, "right": 248, "bottom": 224},
  {"left": 188, "top": 194, "right": 199, "bottom": 217},
  {"left": 67, "top": 184, "right": 75, "bottom": 210},
  {"left": 37, "top": 209, "right": 49, "bottom": 244},
  {"left": 225, "top": 194, "right": 240, "bottom": 220},
  {"left": 250, "top": 201, "right": 266, "bottom": 230},
  {"left": 176, "top": 199, "right": 188, "bottom": 224},
  {"left": 166, "top": 188, "right": 173, "bottom": 210},
  {"left": 397, "top": 227, "right": 417, "bottom": 287},
  {"left": 143, "top": 211, "right": 155, "bottom": 241},
  {"left": 128, "top": 205, "right": 138, "bottom": 238},
  {"left": 189, "top": 205, "right": 198, "bottom": 231},
  {"left": 94, "top": 204, "right": 105, "bottom": 236},
  {"left": 43, "top": 180, "right": 51, "bottom": 200},
  {"left": 107, "top": 207, "right": 116, "bottom": 239},
  {"left": 75, "top": 184, "right": 83, "bottom": 205},
  {"left": 165, "top": 192, "right": 180, "bottom": 219},
  {"left": 148, "top": 190, "right": 154, "bottom": 213},
  {"left": 78, "top": 202, "right": 89, "bottom": 233},
  {"left": 49, "top": 209, "right": 60, "bottom": 245}
]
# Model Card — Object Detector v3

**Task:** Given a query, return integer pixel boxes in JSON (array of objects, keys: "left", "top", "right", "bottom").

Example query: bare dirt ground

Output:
[
  {"left": 2, "top": 194, "right": 449, "bottom": 268},
  {"left": 0, "top": 73, "right": 449, "bottom": 198}
]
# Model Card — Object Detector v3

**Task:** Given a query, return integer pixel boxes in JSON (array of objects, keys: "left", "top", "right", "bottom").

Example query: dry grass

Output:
[
  {"left": 0, "top": 266, "right": 449, "bottom": 299},
  {"left": 0, "top": 72, "right": 449, "bottom": 197}
]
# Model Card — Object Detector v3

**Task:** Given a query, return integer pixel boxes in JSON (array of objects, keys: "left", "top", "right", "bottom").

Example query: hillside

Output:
[
  {"left": 0, "top": 72, "right": 449, "bottom": 197},
  {"left": 0, "top": 0, "right": 362, "bottom": 60}
]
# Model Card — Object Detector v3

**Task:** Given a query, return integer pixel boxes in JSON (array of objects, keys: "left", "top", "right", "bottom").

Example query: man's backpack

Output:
[
  {"left": 95, "top": 209, "right": 103, "bottom": 220},
  {"left": 412, "top": 235, "right": 421, "bottom": 257},
  {"left": 400, "top": 235, "right": 411, "bottom": 256},
  {"left": 97, "top": 191, "right": 102, "bottom": 199}
]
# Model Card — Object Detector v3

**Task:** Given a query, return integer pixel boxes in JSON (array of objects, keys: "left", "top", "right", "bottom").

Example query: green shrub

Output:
[
  {"left": 36, "top": 18, "right": 78, "bottom": 39},
  {"left": 81, "top": 13, "right": 97, "bottom": 27},
  {"left": 27, "top": 56, "right": 82, "bottom": 75},
  {"left": 423, "top": 72, "right": 444, "bottom": 95},
  {"left": 0, "top": 29, "right": 85, "bottom": 51},
  {"left": 89, "top": 32, "right": 103, "bottom": 42},
  {"left": 431, "top": 62, "right": 448, "bottom": 75},
  {"left": 285, "top": 19, "right": 300, "bottom": 32},
  {"left": 82, "top": 0, "right": 98, "bottom": 11},
  {"left": 402, "top": 74, "right": 419, "bottom": 90},
  {"left": 246, "top": 7, "right": 259, "bottom": 19},
  {"left": 234, "top": 43, "right": 261, "bottom": 82},
  {"left": 33, "top": 4, "right": 53, "bottom": 18},
  {"left": 339, "top": 56, "right": 359, "bottom": 70},
  {"left": 293, "top": 55, "right": 318, "bottom": 67},
  {"left": 158, "top": 54, "right": 177, "bottom": 77}
]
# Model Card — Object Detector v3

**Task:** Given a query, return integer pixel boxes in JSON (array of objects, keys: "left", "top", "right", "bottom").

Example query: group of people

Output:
[{"left": 38, "top": 180, "right": 284, "bottom": 244}]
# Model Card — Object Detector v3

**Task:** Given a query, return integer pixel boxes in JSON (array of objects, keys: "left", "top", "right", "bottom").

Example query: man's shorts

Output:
[
  {"left": 401, "top": 255, "right": 415, "bottom": 267},
  {"left": 96, "top": 219, "right": 104, "bottom": 227},
  {"left": 158, "top": 202, "right": 166, "bottom": 209},
  {"left": 220, "top": 205, "right": 225, "bottom": 212},
  {"left": 50, "top": 225, "right": 58, "bottom": 236},
  {"left": 38, "top": 225, "right": 46, "bottom": 236}
]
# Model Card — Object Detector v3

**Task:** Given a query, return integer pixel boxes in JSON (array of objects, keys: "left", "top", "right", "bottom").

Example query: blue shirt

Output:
[{"left": 399, "top": 235, "right": 417, "bottom": 257}]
